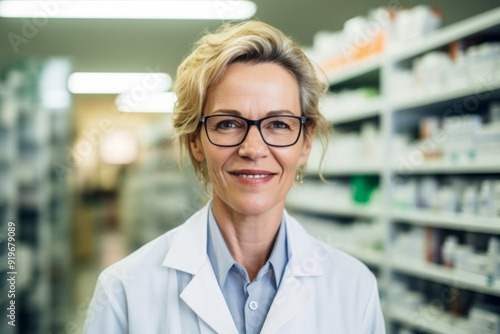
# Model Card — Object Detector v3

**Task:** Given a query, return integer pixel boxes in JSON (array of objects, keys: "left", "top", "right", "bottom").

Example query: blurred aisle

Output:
[
  {"left": 65, "top": 132, "right": 201, "bottom": 332},
  {"left": 71, "top": 230, "right": 128, "bottom": 332},
  {"left": 67, "top": 189, "right": 127, "bottom": 332}
]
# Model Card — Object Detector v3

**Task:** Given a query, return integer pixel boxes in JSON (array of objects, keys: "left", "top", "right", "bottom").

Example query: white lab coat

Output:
[{"left": 83, "top": 203, "right": 386, "bottom": 333}]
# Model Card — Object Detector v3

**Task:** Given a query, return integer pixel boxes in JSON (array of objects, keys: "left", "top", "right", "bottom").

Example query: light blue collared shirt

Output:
[{"left": 207, "top": 207, "right": 288, "bottom": 334}]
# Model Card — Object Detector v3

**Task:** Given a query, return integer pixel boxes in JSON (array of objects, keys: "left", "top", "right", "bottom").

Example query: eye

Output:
[
  {"left": 216, "top": 120, "right": 237, "bottom": 129},
  {"left": 211, "top": 117, "right": 245, "bottom": 131},
  {"left": 270, "top": 121, "right": 289, "bottom": 129},
  {"left": 267, "top": 118, "right": 293, "bottom": 130}
]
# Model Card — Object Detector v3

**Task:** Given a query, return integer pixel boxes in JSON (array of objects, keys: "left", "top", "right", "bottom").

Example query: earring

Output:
[
  {"left": 199, "top": 164, "right": 205, "bottom": 184},
  {"left": 295, "top": 166, "right": 304, "bottom": 185}
]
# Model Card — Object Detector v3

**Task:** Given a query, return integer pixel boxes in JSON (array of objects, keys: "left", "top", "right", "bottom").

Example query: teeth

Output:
[{"left": 237, "top": 174, "right": 268, "bottom": 179}]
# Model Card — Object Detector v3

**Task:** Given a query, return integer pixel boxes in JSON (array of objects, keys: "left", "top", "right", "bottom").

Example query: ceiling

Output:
[{"left": 1, "top": 0, "right": 499, "bottom": 79}]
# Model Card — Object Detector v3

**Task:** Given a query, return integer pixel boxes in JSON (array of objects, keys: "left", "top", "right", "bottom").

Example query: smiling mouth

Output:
[
  {"left": 233, "top": 173, "right": 269, "bottom": 179},
  {"left": 229, "top": 170, "right": 275, "bottom": 180}
]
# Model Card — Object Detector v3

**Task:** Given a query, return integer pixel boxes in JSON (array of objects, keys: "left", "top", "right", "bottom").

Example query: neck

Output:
[{"left": 212, "top": 197, "right": 284, "bottom": 281}]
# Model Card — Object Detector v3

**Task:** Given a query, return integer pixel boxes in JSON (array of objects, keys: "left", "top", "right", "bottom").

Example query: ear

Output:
[
  {"left": 190, "top": 134, "right": 205, "bottom": 162},
  {"left": 298, "top": 126, "right": 315, "bottom": 166}
]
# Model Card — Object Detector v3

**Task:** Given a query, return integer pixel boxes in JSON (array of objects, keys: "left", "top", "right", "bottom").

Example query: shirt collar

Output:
[{"left": 207, "top": 205, "right": 288, "bottom": 289}]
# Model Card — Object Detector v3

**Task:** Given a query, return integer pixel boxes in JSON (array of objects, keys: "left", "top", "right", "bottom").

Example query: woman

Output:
[{"left": 83, "top": 21, "right": 385, "bottom": 333}]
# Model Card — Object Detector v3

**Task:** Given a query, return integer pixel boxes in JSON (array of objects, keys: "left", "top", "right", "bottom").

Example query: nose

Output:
[{"left": 238, "top": 125, "right": 269, "bottom": 159}]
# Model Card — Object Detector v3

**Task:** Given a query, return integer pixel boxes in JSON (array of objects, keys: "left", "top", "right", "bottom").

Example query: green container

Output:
[{"left": 351, "top": 175, "right": 379, "bottom": 204}]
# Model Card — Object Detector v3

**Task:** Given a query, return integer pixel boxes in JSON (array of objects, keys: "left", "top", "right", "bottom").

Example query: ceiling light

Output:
[
  {"left": 100, "top": 131, "right": 138, "bottom": 165},
  {"left": 68, "top": 72, "right": 171, "bottom": 94},
  {"left": 0, "top": 1, "right": 257, "bottom": 20},
  {"left": 39, "top": 59, "right": 72, "bottom": 109},
  {"left": 116, "top": 92, "right": 177, "bottom": 113}
]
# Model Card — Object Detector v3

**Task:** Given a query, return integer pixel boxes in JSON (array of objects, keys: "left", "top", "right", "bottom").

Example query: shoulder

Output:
[
  {"left": 318, "top": 240, "right": 376, "bottom": 285},
  {"left": 99, "top": 205, "right": 208, "bottom": 282},
  {"left": 97, "top": 224, "right": 181, "bottom": 287},
  {"left": 83, "top": 225, "right": 183, "bottom": 328}
]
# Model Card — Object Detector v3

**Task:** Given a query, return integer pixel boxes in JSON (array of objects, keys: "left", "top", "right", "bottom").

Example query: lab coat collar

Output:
[
  {"left": 162, "top": 202, "right": 210, "bottom": 274},
  {"left": 284, "top": 210, "right": 324, "bottom": 277},
  {"left": 162, "top": 201, "right": 323, "bottom": 277},
  {"left": 162, "top": 201, "right": 325, "bottom": 334}
]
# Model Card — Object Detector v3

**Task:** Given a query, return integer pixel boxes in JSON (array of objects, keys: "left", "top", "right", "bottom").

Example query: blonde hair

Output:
[{"left": 172, "top": 20, "right": 331, "bottom": 183}]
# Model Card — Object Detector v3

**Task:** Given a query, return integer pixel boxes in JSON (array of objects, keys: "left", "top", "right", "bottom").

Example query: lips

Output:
[
  {"left": 229, "top": 169, "right": 275, "bottom": 183},
  {"left": 233, "top": 173, "right": 268, "bottom": 179}
]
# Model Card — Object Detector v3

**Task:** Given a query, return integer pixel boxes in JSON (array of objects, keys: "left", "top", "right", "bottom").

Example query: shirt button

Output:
[{"left": 249, "top": 301, "right": 258, "bottom": 311}]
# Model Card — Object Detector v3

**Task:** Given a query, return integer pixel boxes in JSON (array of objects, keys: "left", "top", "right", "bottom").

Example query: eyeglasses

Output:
[{"left": 199, "top": 114, "right": 307, "bottom": 147}]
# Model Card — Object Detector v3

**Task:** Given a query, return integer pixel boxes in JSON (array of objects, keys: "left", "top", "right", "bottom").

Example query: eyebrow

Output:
[{"left": 210, "top": 109, "right": 297, "bottom": 117}]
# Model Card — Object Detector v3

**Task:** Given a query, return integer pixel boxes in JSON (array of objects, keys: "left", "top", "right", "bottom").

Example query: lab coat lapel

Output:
[
  {"left": 260, "top": 212, "right": 324, "bottom": 334},
  {"left": 180, "top": 261, "right": 238, "bottom": 334},
  {"left": 162, "top": 203, "right": 238, "bottom": 334}
]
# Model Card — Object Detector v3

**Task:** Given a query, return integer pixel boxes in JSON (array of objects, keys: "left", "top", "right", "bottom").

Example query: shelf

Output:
[
  {"left": 326, "top": 55, "right": 381, "bottom": 87},
  {"left": 323, "top": 100, "right": 381, "bottom": 124},
  {"left": 391, "top": 256, "right": 500, "bottom": 296},
  {"left": 391, "top": 159, "right": 500, "bottom": 174},
  {"left": 287, "top": 200, "right": 381, "bottom": 219},
  {"left": 388, "top": 306, "right": 471, "bottom": 334},
  {"left": 392, "top": 209, "right": 500, "bottom": 234},
  {"left": 309, "top": 164, "right": 382, "bottom": 176},
  {"left": 390, "top": 77, "right": 500, "bottom": 111},
  {"left": 389, "top": 6, "right": 500, "bottom": 62}
]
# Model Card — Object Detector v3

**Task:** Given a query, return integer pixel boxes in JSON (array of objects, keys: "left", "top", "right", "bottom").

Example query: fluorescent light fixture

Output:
[
  {"left": 0, "top": 1, "right": 257, "bottom": 20},
  {"left": 39, "top": 59, "right": 72, "bottom": 109},
  {"left": 100, "top": 131, "right": 138, "bottom": 165},
  {"left": 116, "top": 92, "right": 177, "bottom": 113},
  {"left": 68, "top": 72, "right": 171, "bottom": 94}
]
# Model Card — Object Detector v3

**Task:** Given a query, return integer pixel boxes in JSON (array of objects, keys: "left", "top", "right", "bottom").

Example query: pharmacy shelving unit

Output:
[
  {"left": 0, "top": 59, "right": 73, "bottom": 334},
  {"left": 388, "top": 305, "right": 472, "bottom": 334},
  {"left": 391, "top": 210, "right": 500, "bottom": 234},
  {"left": 0, "top": 70, "right": 17, "bottom": 334},
  {"left": 287, "top": 6, "right": 500, "bottom": 334}
]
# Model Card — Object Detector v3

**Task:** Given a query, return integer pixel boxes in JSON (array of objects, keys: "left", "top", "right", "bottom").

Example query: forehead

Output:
[{"left": 204, "top": 62, "right": 300, "bottom": 116}]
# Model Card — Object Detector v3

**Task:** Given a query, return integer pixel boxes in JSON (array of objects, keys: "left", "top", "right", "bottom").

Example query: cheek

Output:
[
  {"left": 275, "top": 148, "right": 303, "bottom": 175},
  {"left": 204, "top": 146, "right": 234, "bottom": 184},
  {"left": 276, "top": 145, "right": 307, "bottom": 183}
]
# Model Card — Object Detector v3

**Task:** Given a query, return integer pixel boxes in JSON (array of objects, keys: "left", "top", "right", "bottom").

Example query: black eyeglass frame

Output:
[{"left": 199, "top": 114, "right": 307, "bottom": 147}]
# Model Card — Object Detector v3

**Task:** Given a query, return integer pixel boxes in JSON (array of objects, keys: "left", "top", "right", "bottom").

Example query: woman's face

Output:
[{"left": 190, "top": 62, "right": 313, "bottom": 217}]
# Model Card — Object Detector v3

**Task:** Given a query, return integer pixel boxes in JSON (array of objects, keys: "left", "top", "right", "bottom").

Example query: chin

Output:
[{"left": 218, "top": 192, "right": 286, "bottom": 217}]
